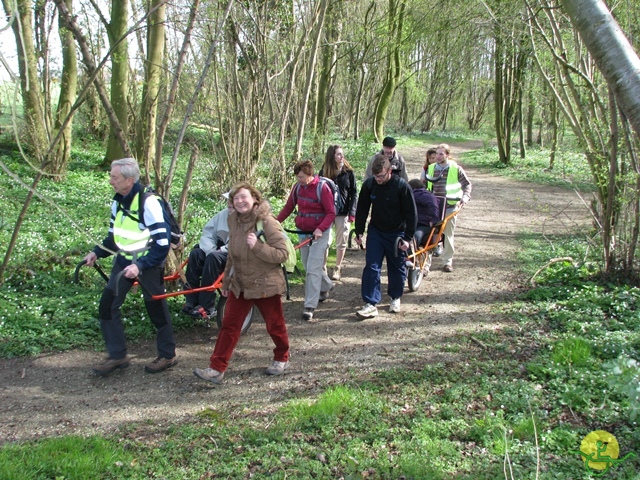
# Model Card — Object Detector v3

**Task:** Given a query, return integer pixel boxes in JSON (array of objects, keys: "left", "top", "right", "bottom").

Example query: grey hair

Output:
[{"left": 111, "top": 158, "right": 140, "bottom": 182}]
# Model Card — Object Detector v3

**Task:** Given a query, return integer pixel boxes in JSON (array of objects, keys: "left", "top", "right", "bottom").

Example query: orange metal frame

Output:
[
  {"left": 150, "top": 236, "right": 312, "bottom": 301},
  {"left": 406, "top": 206, "right": 462, "bottom": 267}
]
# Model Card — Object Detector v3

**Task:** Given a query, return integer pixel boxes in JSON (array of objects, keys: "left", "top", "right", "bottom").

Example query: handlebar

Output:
[
  {"left": 284, "top": 228, "right": 314, "bottom": 235},
  {"left": 258, "top": 230, "right": 313, "bottom": 250},
  {"left": 75, "top": 257, "right": 226, "bottom": 302},
  {"left": 394, "top": 237, "right": 411, "bottom": 258},
  {"left": 74, "top": 259, "right": 109, "bottom": 284},
  {"left": 151, "top": 273, "right": 225, "bottom": 301},
  {"left": 424, "top": 173, "right": 444, "bottom": 183}
]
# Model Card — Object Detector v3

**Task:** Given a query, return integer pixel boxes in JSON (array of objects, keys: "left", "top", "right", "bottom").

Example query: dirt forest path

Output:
[{"left": 0, "top": 140, "right": 592, "bottom": 444}]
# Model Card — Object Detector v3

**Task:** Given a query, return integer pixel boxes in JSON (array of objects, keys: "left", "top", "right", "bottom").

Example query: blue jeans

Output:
[{"left": 361, "top": 226, "right": 407, "bottom": 305}]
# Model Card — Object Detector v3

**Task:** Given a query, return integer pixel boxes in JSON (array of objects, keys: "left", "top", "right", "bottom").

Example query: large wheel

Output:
[
  {"left": 407, "top": 266, "right": 424, "bottom": 292},
  {"left": 215, "top": 296, "right": 254, "bottom": 335}
]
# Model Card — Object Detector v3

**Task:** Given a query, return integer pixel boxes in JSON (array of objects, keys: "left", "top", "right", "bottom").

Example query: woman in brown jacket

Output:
[{"left": 193, "top": 182, "right": 290, "bottom": 384}]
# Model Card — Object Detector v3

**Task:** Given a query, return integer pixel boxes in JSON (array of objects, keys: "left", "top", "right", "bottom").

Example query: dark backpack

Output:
[
  {"left": 141, "top": 186, "right": 184, "bottom": 247},
  {"left": 120, "top": 186, "right": 184, "bottom": 247},
  {"left": 292, "top": 176, "right": 343, "bottom": 213}
]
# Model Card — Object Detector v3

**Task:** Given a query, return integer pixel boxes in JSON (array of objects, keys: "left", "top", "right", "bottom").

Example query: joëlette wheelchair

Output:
[
  {"left": 75, "top": 235, "right": 312, "bottom": 336},
  {"left": 405, "top": 196, "right": 462, "bottom": 292}
]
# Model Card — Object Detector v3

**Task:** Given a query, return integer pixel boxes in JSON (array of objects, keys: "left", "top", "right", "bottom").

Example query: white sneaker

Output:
[
  {"left": 389, "top": 298, "right": 401, "bottom": 313},
  {"left": 193, "top": 367, "right": 225, "bottom": 384},
  {"left": 357, "top": 303, "right": 378, "bottom": 318},
  {"left": 265, "top": 361, "right": 289, "bottom": 375},
  {"left": 331, "top": 266, "right": 341, "bottom": 281}
]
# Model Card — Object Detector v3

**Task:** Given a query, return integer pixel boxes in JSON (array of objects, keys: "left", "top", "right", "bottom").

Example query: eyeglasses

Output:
[{"left": 373, "top": 170, "right": 389, "bottom": 180}]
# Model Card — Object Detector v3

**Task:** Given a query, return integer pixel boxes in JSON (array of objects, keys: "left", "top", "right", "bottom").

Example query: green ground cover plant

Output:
[{"left": 2, "top": 140, "right": 640, "bottom": 478}]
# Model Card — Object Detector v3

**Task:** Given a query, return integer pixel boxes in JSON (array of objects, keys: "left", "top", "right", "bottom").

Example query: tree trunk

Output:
[
  {"left": 105, "top": 0, "right": 130, "bottom": 162},
  {"left": 526, "top": 85, "right": 534, "bottom": 146},
  {"left": 163, "top": 0, "right": 234, "bottom": 199},
  {"left": 54, "top": 0, "right": 131, "bottom": 159},
  {"left": 602, "top": 89, "right": 618, "bottom": 272},
  {"left": 293, "top": 0, "right": 330, "bottom": 164},
  {"left": 548, "top": 95, "right": 558, "bottom": 170},
  {"left": 399, "top": 86, "right": 408, "bottom": 130},
  {"left": 494, "top": 22, "right": 510, "bottom": 164},
  {"left": 373, "top": 0, "right": 405, "bottom": 142},
  {"left": 33, "top": 2, "right": 53, "bottom": 136},
  {"left": 0, "top": 170, "right": 44, "bottom": 284},
  {"left": 314, "top": 0, "right": 339, "bottom": 140},
  {"left": 2, "top": 0, "right": 49, "bottom": 162},
  {"left": 136, "top": 0, "right": 166, "bottom": 184},
  {"left": 518, "top": 85, "right": 525, "bottom": 158},
  {"left": 493, "top": 4, "right": 528, "bottom": 165},
  {"left": 353, "top": 63, "right": 366, "bottom": 140},
  {"left": 50, "top": 0, "right": 78, "bottom": 178},
  {"left": 155, "top": 0, "right": 200, "bottom": 194},
  {"left": 527, "top": 0, "right": 638, "bottom": 276},
  {"left": 561, "top": 0, "right": 640, "bottom": 139},
  {"left": 273, "top": 35, "right": 307, "bottom": 193},
  {"left": 350, "top": 1, "right": 375, "bottom": 141}
]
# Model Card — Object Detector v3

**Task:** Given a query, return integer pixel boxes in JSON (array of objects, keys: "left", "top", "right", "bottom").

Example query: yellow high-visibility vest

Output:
[
  {"left": 427, "top": 161, "right": 462, "bottom": 206},
  {"left": 113, "top": 192, "right": 151, "bottom": 260}
]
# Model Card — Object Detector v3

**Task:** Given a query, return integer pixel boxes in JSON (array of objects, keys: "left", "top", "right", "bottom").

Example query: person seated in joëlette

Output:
[
  {"left": 182, "top": 191, "right": 233, "bottom": 320},
  {"left": 408, "top": 179, "right": 440, "bottom": 248}
]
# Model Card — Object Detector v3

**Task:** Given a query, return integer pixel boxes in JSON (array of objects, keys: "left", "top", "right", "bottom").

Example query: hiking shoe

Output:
[
  {"left": 331, "top": 266, "right": 341, "bottom": 281},
  {"left": 389, "top": 298, "right": 401, "bottom": 313},
  {"left": 356, "top": 303, "right": 378, "bottom": 319},
  {"left": 181, "top": 303, "right": 195, "bottom": 314},
  {"left": 319, "top": 286, "right": 333, "bottom": 302},
  {"left": 189, "top": 305, "right": 216, "bottom": 319},
  {"left": 92, "top": 356, "right": 130, "bottom": 376},
  {"left": 302, "top": 308, "right": 314, "bottom": 321},
  {"left": 443, "top": 264, "right": 453, "bottom": 273},
  {"left": 265, "top": 360, "right": 289, "bottom": 376},
  {"left": 144, "top": 356, "right": 178, "bottom": 373},
  {"left": 193, "top": 367, "right": 225, "bottom": 384}
]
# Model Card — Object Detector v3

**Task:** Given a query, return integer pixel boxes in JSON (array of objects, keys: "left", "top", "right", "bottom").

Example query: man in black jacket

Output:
[{"left": 354, "top": 155, "right": 417, "bottom": 318}]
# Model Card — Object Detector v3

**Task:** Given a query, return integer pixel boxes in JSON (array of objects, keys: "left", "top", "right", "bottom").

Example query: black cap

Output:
[{"left": 382, "top": 136, "right": 396, "bottom": 148}]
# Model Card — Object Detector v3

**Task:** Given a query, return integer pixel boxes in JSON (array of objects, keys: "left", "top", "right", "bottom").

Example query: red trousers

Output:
[{"left": 209, "top": 292, "right": 289, "bottom": 372}]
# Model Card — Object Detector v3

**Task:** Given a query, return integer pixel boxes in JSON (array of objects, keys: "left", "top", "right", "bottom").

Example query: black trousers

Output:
[
  {"left": 99, "top": 262, "right": 176, "bottom": 360},
  {"left": 414, "top": 224, "right": 438, "bottom": 248},
  {"left": 184, "top": 248, "right": 227, "bottom": 310}
]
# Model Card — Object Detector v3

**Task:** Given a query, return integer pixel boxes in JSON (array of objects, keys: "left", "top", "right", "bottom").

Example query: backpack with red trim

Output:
[
  {"left": 292, "top": 176, "right": 342, "bottom": 213},
  {"left": 137, "top": 186, "right": 184, "bottom": 247}
]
